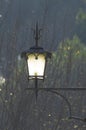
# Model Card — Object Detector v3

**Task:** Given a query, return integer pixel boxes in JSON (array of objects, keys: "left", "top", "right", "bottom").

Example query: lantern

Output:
[
  {"left": 22, "top": 46, "right": 51, "bottom": 80},
  {"left": 21, "top": 23, "right": 51, "bottom": 80}
]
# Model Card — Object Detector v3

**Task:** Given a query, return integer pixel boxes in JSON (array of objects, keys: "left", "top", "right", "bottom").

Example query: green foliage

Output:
[
  {"left": 52, "top": 36, "right": 86, "bottom": 86},
  {"left": 53, "top": 35, "right": 86, "bottom": 63},
  {"left": 75, "top": 7, "right": 86, "bottom": 43},
  {"left": 76, "top": 9, "right": 86, "bottom": 23}
]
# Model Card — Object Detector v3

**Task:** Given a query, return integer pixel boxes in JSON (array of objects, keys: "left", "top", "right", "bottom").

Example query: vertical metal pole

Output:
[
  {"left": 35, "top": 77, "right": 38, "bottom": 102},
  {"left": 34, "top": 22, "right": 41, "bottom": 48},
  {"left": 35, "top": 22, "right": 39, "bottom": 47}
]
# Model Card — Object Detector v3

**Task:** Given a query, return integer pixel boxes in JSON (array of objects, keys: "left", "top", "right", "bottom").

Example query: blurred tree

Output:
[{"left": 75, "top": 7, "right": 86, "bottom": 43}]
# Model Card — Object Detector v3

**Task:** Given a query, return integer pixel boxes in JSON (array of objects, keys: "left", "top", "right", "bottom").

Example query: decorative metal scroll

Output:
[{"left": 26, "top": 85, "right": 86, "bottom": 122}]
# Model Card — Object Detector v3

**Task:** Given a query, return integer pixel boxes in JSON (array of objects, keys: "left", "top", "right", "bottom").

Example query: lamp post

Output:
[
  {"left": 21, "top": 23, "right": 51, "bottom": 100},
  {"left": 21, "top": 23, "right": 86, "bottom": 122}
]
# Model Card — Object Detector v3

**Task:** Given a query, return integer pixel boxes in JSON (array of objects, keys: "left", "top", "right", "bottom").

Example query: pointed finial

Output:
[{"left": 33, "top": 22, "right": 42, "bottom": 47}]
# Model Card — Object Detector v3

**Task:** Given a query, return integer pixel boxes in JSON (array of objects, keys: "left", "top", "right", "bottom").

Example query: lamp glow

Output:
[{"left": 27, "top": 54, "right": 45, "bottom": 79}]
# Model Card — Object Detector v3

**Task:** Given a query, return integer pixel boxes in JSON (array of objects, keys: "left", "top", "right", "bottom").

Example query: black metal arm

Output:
[{"left": 26, "top": 86, "right": 86, "bottom": 122}]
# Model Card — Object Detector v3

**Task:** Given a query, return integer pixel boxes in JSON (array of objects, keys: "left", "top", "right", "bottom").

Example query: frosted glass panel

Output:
[{"left": 27, "top": 54, "right": 45, "bottom": 79}]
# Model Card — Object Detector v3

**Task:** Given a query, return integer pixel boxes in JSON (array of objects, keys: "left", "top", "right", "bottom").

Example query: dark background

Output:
[{"left": 0, "top": 0, "right": 86, "bottom": 130}]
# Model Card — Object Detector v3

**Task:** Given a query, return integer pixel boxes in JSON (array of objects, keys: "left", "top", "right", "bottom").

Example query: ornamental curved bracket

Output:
[{"left": 26, "top": 86, "right": 86, "bottom": 123}]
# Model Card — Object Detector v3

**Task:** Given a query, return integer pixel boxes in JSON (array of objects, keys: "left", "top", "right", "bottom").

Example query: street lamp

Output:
[
  {"left": 21, "top": 23, "right": 86, "bottom": 122},
  {"left": 21, "top": 23, "right": 51, "bottom": 99},
  {"left": 21, "top": 23, "right": 51, "bottom": 80}
]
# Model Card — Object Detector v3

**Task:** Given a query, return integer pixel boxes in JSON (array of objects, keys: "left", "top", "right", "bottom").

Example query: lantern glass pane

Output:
[{"left": 27, "top": 54, "right": 46, "bottom": 79}]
